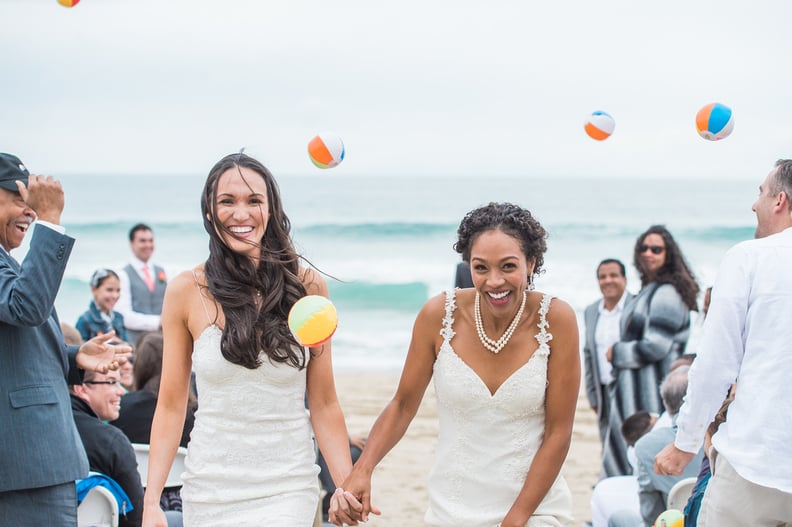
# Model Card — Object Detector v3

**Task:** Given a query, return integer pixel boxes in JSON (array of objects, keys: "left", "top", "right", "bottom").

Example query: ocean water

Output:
[{"left": 21, "top": 173, "right": 757, "bottom": 372}]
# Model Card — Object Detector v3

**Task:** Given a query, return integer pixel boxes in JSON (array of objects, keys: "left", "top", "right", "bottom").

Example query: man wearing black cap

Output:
[{"left": 0, "top": 153, "right": 130, "bottom": 525}]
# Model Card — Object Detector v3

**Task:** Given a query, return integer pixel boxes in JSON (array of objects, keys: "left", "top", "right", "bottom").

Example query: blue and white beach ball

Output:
[{"left": 695, "top": 102, "right": 734, "bottom": 141}]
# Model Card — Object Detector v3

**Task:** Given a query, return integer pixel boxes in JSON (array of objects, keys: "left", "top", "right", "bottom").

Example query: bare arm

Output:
[
  {"left": 336, "top": 294, "right": 443, "bottom": 521},
  {"left": 502, "top": 298, "right": 580, "bottom": 527},
  {"left": 142, "top": 272, "right": 195, "bottom": 527}
]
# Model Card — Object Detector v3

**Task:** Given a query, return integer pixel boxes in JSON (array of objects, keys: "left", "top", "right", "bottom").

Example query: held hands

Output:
[
  {"left": 15, "top": 174, "right": 65, "bottom": 225},
  {"left": 653, "top": 442, "right": 695, "bottom": 476},
  {"left": 329, "top": 470, "right": 381, "bottom": 526},
  {"left": 75, "top": 332, "right": 132, "bottom": 374}
]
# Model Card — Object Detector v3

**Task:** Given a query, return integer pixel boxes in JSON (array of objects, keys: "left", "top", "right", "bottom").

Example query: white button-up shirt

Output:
[
  {"left": 675, "top": 227, "right": 792, "bottom": 493},
  {"left": 594, "top": 292, "right": 626, "bottom": 385}
]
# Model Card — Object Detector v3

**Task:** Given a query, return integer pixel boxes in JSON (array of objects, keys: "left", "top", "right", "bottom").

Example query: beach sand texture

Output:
[{"left": 335, "top": 372, "right": 600, "bottom": 526}]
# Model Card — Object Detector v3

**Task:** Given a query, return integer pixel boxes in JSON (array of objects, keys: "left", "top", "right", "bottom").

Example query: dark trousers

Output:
[{"left": 0, "top": 482, "right": 77, "bottom": 526}]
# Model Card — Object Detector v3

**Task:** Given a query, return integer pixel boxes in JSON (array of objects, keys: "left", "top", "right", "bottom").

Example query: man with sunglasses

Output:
[
  {"left": 71, "top": 370, "right": 143, "bottom": 527},
  {"left": 655, "top": 159, "right": 792, "bottom": 525},
  {"left": 0, "top": 153, "right": 130, "bottom": 525}
]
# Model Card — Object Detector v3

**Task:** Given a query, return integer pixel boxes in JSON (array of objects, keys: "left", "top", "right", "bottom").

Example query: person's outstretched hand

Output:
[{"left": 75, "top": 332, "right": 132, "bottom": 373}]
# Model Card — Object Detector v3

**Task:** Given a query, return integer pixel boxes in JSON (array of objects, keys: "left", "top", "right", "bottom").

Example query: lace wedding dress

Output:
[
  {"left": 425, "top": 289, "right": 574, "bottom": 527},
  {"left": 180, "top": 324, "right": 319, "bottom": 526}
]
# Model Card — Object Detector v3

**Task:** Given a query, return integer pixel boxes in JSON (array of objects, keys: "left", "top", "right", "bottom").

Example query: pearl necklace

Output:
[{"left": 474, "top": 290, "right": 527, "bottom": 354}]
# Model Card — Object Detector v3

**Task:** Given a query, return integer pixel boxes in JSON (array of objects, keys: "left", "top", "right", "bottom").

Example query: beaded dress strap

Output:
[
  {"left": 191, "top": 269, "right": 213, "bottom": 325},
  {"left": 534, "top": 293, "right": 554, "bottom": 351},
  {"left": 439, "top": 289, "right": 457, "bottom": 343}
]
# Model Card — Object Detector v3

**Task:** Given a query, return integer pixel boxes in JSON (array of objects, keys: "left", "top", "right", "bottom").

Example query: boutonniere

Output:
[{"left": 157, "top": 270, "right": 167, "bottom": 283}]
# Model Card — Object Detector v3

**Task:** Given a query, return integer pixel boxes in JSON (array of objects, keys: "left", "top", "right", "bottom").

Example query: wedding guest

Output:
[
  {"left": 603, "top": 225, "right": 698, "bottom": 477},
  {"left": 141, "top": 153, "right": 355, "bottom": 527},
  {"left": 118, "top": 224, "right": 167, "bottom": 345},
  {"left": 336, "top": 202, "right": 580, "bottom": 527},
  {"left": 76, "top": 268, "right": 128, "bottom": 342},
  {"left": 655, "top": 159, "right": 792, "bottom": 524},
  {"left": 582, "top": 258, "right": 631, "bottom": 453},
  {"left": 0, "top": 153, "right": 129, "bottom": 525}
]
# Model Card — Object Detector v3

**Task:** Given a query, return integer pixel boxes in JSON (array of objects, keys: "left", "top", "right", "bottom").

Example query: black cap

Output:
[{"left": 0, "top": 153, "right": 30, "bottom": 193}]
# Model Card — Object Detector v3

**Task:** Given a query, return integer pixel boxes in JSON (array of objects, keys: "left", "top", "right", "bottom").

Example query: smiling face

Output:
[
  {"left": 92, "top": 274, "right": 121, "bottom": 314},
  {"left": 0, "top": 187, "right": 35, "bottom": 252},
  {"left": 77, "top": 370, "right": 125, "bottom": 421},
  {"left": 130, "top": 228, "right": 155, "bottom": 263},
  {"left": 213, "top": 166, "right": 270, "bottom": 262},
  {"left": 597, "top": 262, "right": 626, "bottom": 307},
  {"left": 470, "top": 228, "right": 534, "bottom": 316}
]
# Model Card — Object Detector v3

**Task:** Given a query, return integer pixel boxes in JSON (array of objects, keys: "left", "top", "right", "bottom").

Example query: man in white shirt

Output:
[
  {"left": 655, "top": 159, "right": 792, "bottom": 525},
  {"left": 583, "top": 259, "right": 632, "bottom": 461},
  {"left": 117, "top": 223, "right": 167, "bottom": 345}
]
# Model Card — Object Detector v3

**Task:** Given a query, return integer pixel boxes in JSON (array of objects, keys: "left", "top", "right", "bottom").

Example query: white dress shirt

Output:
[
  {"left": 675, "top": 227, "right": 792, "bottom": 493},
  {"left": 594, "top": 292, "right": 627, "bottom": 385},
  {"left": 116, "top": 256, "right": 161, "bottom": 333}
]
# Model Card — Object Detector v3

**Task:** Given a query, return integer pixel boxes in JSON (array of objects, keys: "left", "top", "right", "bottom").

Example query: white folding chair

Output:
[
  {"left": 77, "top": 485, "right": 119, "bottom": 527},
  {"left": 132, "top": 443, "right": 187, "bottom": 488},
  {"left": 666, "top": 476, "right": 697, "bottom": 511}
]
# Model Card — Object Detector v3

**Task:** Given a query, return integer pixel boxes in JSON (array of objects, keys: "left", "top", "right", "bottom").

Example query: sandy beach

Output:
[{"left": 334, "top": 372, "right": 600, "bottom": 526}]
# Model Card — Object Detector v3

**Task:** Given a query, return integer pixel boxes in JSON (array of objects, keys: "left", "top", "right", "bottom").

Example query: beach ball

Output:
[
  {"left": 653, "top": 508, "right": 683, "bottom": 527},
  {"left": 57, "top": 0, "right": 80, "bottom": 6},
  {"left": 696, "top": 102, "right": 734, "bottom": 141},
  {"left": 288, "top": 295, "right": 338, "bottom": 347},
  {"left": 308, "top": 132, "right": 345, "bottom": 169},
  {"left": 584, "top": 111, "right": 615, "bottom": 141}
]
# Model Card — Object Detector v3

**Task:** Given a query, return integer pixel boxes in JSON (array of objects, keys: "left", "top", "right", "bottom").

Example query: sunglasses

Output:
[
  {"left": 84, "top": 380, "right": 124, "bottom": 388},
  {"left": 639, "top": 244, "right": 665, "bottom": 255}
]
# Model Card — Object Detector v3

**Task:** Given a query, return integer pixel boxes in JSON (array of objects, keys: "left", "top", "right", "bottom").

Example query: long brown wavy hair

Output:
[
  {"left": 633, "top": 225, "right": 699, "bottom": 311},
  {"left": 201, "top": 153, "right": 306, "bottom": 369}
]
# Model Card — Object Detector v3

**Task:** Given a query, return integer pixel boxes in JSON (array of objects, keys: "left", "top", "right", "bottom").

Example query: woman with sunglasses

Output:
[
  {"left": 76, "top": 268, "right": 128, "bottom": 343},
  {"left": 601, "top": 225, "right": 699, "bottom": 477}
]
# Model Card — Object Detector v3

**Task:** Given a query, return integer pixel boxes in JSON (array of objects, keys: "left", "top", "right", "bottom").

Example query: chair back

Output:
[
  {"left": 132, "top": 443, "right": 187, "bottom": 488},
  {"left": 666, "top": 476, "right": 697, "bottom": 511},
  {"left": 78, "top": 485, "right": 119, "bottom": 527}
]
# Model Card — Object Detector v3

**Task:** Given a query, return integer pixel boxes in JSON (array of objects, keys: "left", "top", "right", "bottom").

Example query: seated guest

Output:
[
  {"left": 591, "top": 411, "right": 658, "bottom": 527},
  {"left": 112, "top": 332, "right": 195, "bottom": 448},
  {"left": 76, "top": 268, "right": 128, "bottom": 342},
  {"left": 608, "top": 366, "right": 704, "bottom": 527},
  {"left": 111, "top": 331, "right": 195, "bottom": 512},
  {"left": 71, "top": 369, "right": 143, "bottom": 527}
]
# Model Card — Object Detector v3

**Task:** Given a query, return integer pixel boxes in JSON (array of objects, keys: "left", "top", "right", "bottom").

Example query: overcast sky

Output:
[{"left": 2, "top": 0, "right": 790, "bottom": 179}]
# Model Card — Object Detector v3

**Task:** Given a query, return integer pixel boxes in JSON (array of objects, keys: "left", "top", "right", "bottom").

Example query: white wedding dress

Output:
[
  {"left": 425, "top": 289, "right": 574, "bottom": 527},
  {"left": 180, "top": 324, "right": 319, "bottom": 526}
]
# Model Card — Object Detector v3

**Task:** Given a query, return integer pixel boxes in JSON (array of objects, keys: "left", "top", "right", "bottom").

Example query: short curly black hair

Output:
[{"left": 453, "top": 202, "right": 547, "bottom": 278}]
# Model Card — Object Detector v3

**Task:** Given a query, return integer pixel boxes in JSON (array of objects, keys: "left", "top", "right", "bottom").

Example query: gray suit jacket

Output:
[
  {"left": 0, "top": 225, "right": 89, "bottom": 492},
  {"left": 583, "top": 293, "right": 633, "bottom": 410}
]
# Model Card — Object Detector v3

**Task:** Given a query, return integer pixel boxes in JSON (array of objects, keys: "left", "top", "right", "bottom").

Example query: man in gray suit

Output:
[
  {"left": 0, "top": 153, "right": 130, "bottom": 525},
  {"left": 583, "top": 259, "right": 631, "bottom": 452}
]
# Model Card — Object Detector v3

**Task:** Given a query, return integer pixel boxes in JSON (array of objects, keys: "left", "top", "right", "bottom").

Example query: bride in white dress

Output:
[
  {"left": 335, "top": 202, "right": 580, "bottom": 527},
  {"left": 142, "top": 153, "right": 355, "bottom": 527}
]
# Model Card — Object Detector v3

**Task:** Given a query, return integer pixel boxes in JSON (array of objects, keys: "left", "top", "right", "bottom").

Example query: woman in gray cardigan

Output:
[{"left": 601, "top": 225, "right": 700, "bottom": 477}]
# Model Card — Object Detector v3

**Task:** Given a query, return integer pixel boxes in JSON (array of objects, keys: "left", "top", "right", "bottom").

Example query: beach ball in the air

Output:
[
  {"left": 57, "top": 0, "right": 80, "bottom": 6},
  {"left": 288, "top": 295, "right": 338, "bottom": 347},
  {"left": 584, "top": 111, "right": 615, "bottom": 141},
  {"left": 696, "top": 102, "right": 734, "bottom": 141},
  {"left": 653, "top": 509, "right": 683, "bottom": 527},
  {"left": 308, "top": 132, "right": 345, "bottom": 169}
]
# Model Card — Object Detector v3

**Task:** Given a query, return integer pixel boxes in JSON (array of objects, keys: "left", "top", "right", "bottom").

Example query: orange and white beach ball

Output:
[
  {"left": 584, "top": 111, "right": 615, "bottom": 141},
  {"left": 696, "top": 102, "right": 734, "bottom": 141},
  {"left": 57, "top": 0, "right": 80, "bottom": 7},
  {"left": 308, "top": 132, "right": 345, "bottom": 169}
]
